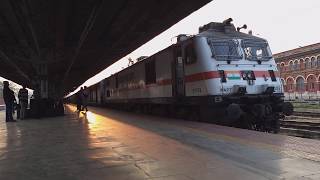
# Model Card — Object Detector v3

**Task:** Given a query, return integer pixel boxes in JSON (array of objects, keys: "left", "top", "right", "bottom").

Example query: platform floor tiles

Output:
[{"left": 0, "top": 104, "right": 320, "bottom": 180}]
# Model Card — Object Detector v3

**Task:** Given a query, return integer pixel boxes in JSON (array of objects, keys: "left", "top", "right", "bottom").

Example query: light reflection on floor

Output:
[
  {"left": 77, "top": 111, "right": 101, "bottom": 131},
  {"left": 83, "top": 111, "right": 96, "bottom": 124}
]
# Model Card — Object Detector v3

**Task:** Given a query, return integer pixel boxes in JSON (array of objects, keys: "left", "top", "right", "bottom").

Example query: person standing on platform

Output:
[
  {"left": 18, "top": 84, "right": 28, "bottom": 119},
  {"left": 2, "top": 81, "right": 16, "bottom": 122},
  {"left": 82, "top": 86, "right": 89, "bottom": 112},
  {"left": 76, "top": 87, "right": 83, "bottom": 111}
]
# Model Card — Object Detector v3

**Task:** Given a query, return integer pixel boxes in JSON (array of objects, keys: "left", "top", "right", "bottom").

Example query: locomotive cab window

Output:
[
  {"left": 207, "top": 39, "right": 242, "bottom": 61},
  {"left": 145, "top": 59, "right": 156, "bottom": 84},
  {"left": 242, "top": 40, "right": 272, "bottom": 61},
  {"left": 185, "top": 43, "right": 197, "bottom": 65}
]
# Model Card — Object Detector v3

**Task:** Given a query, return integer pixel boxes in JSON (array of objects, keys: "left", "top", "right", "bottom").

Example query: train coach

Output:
[{"left": 81, "top": 19, "right": 293, "bottom": 132}]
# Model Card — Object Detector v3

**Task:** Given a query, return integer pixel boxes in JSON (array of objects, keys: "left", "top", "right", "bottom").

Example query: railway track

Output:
[
  {"left": 293, "top": 111, "right": 320, "bottom": 117},
  {"left": 280, "top": 114, "right": 320, "bottom": 139}
]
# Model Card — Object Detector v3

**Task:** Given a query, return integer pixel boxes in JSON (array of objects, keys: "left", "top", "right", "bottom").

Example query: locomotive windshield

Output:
[
  {"left": 208, "top": 39, "right": 242, "bottom": 61},
  {"left": 242, "top": 39, "right": 272, "bottom": 61}
]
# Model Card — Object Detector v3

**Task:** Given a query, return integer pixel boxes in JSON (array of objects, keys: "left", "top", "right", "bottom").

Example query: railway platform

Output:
[{"left": 1, "top": 105, "right": 320, "bottom": 180}]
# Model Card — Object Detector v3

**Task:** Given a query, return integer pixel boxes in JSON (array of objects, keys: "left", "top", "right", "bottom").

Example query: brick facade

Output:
[{"left": 274, "top": 43, "right": 320, "bottom": 100}]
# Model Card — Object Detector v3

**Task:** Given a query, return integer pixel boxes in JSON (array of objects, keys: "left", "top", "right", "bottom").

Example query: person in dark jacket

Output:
[
  {"left": 82, "top": 86, "right": 89, "bottom": 112},
  {"left": 2, "top": 81, "right": 16, "bottom": 122},
  {"left": 18, "top": 84, "right": 28, "bottom": 119},
  {"left": 76, "top": 87, "right": 83, "bottom": 111}
]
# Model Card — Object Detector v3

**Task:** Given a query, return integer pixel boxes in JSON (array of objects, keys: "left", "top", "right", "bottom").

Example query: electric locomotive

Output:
[{"left": 83, "top": 19, "right": 293, "bottom": 132}]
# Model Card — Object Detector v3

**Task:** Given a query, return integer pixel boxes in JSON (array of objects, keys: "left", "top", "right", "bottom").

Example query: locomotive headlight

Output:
[
  {"left": 241, "top": 71, "right": 255, "bottom": 80},
  {"left": 241, "top": 72, "right": 246, "bottom": 78}
]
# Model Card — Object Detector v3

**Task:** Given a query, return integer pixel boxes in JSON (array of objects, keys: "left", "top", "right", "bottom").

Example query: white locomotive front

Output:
[{"left": 83, "top": 19, "right": 293, "bottom": 132}]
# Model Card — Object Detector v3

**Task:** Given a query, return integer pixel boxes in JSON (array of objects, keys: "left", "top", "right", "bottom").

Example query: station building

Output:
[{"left": 274, "top": 43, "right": 320, "bottom": 100}]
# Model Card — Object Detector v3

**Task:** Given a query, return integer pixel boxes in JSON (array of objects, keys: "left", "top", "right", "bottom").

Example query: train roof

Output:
[
  {"left": 106, "top": 44, "right": 177, "bottom": 79},
  {"left": 198, "top": 30, "right": 265, "bottom": 41},
  {"left": 196, "top": 21, "right": 266, "bottom": 42}
]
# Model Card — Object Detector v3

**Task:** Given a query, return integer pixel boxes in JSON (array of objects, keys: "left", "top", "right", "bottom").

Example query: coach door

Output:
[{"left": 172, "top": 45, "right": 185, "bottom": 97}]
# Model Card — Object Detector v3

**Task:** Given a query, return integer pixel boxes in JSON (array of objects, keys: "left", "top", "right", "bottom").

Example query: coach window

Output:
[
  {"left": 145, "top": 59, "right": 156, "bottom": 84},
  {"left": 185, "top": 43, "right": 197, "bottom": 65},
  {"left": 317, "top": 56, "right": 320, "bottom": 67}
]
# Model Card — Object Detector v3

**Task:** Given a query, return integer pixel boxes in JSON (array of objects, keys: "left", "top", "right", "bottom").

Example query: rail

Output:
[{"left": 280, "top": 115, "right": 320, "bottom": 139}]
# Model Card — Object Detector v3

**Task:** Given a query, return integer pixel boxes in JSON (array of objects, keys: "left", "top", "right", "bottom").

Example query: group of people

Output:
[
  {"left": 2, "top": 81, "right": 29, "bottom": 122},
  {"left": 76, "top": 86, "right": 89, "bottom": 112}
]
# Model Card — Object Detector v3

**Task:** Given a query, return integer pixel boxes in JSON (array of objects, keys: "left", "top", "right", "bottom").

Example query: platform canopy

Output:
[{"left": 0, "top": 0, "right": 210, "bottom": 96}]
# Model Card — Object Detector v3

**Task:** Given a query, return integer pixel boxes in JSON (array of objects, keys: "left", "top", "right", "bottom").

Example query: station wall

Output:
[{"left": 274, "top": 43, "right": 320, "bottom": 101}]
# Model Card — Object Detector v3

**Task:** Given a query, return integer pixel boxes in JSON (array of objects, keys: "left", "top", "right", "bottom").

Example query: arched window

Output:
[
  {"left": 293, "top": 60, "right": 299, "bottom": 70},
  {"left": 307, "top": 75, "right": 316, "bottom": 92},
  {"left": 300, "top": 59, "right": 305, "bottom": 69},
  {"left": 305, "top": 58, "right": 311, "bottom": 69},
  {"left": 296, "top": 77, "right": 305, "bottom": 92},
  {"left": 311, "top": 57, "right": 316, "bottom": 68},
  {"left": 287, "top": 78, "right": 294, "bottom": 92},
  {"left": 289, "top": 61, "right": 294, "bottom": 71},
  {"left": 280, "top": 63, "right": 285, "bottom": 72}
]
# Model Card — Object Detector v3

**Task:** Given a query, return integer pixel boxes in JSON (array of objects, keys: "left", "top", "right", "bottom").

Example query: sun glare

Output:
[{"left": 84, "top": 111, "right": 96, "bottom": 124}]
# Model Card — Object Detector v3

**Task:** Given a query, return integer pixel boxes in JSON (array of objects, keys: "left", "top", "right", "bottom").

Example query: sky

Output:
[{"left": 2, "top": 0, "right": 320, "bottom": 95}]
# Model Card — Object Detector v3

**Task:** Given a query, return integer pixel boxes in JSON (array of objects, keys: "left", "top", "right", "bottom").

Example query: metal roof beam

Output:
[
  {"left": 17, "top": 0, "right": 41, "bottom": 57},
  {"left": 0, "top": 49, "right": 30, "bottom": 82},
  {"left": 63, "top": 0, "right": 103, "bottom": 82}
]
